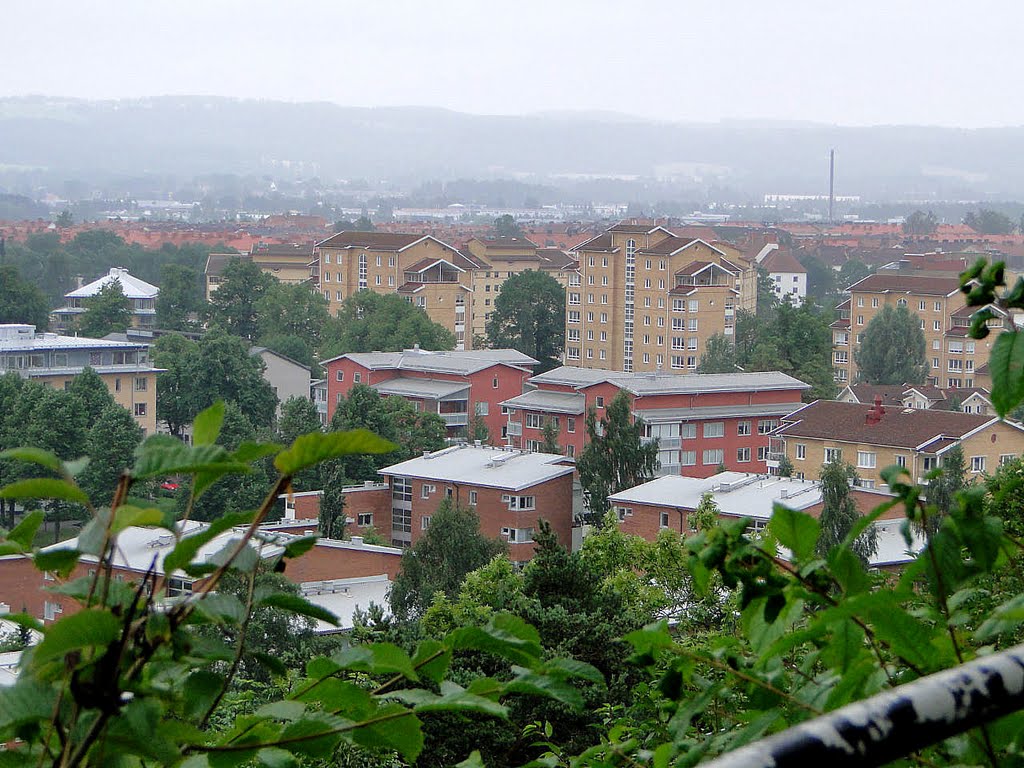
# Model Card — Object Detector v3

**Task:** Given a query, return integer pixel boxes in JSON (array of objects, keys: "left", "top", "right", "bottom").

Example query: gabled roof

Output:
[
  {"left": 572, "top": 233, "right": 617, "bottom": 252},
  {"left": 638, "top": 236, "right": 727, "bottom": 258},
  {"left": 759, "top": 248, "right": 806, "bottom": 275},
  {"left": 774, "top": 400, "right": 1016, "bottom": 450},
  {"left": 65, "top": 268, "right": 158, "bottom": 300},
  {"left": 471, "top": 236, "right": 538, "bottom": 249},
  {"left": 846, "top": 273, "right": 961, "bottom": 296},
  {"left": 378, "top": 444, "right": 575, "bottom": 491},
  {"left": 249, "top": 346, "right": 311, "bottom": 372},
  {"left": 372, "top": 377, "right": 470, "bottom": 400},
  {"left": 404, "top": 257, "right": 465, "bottom": 274},
  {"left": 675, "top": 260, "right": 737, "bottom": 277},
  {"left": 316, "top": 231, "right": 425, "bottom": 250}
]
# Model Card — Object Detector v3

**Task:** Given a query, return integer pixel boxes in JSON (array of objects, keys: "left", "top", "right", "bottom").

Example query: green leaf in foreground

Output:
[
  {"left": 192, "top": 400, "right": 225, "bottom": 447},
  {"left": 255, "top": 591, "right": 339, "bottom": 626},
  {"left": 274, "top": 429, "right": 396, "bottom": 476},
  {"left": 768, "top": 504, "right": 820, "bottom": 563},
  {"left": 988, "top": 329, "right": 1024, "bottom": 417},
  {"left": 0, "top": 447, "right": 62, "bottom": 474},
  {"left": 0, "top": 478, "right": 89, "bottom": 506},
  {"left": 33, "top": 609, "right": 121, "bottom": 667},
  {"left": 6, "top": 509, "right": 44, "bottom": 549}
]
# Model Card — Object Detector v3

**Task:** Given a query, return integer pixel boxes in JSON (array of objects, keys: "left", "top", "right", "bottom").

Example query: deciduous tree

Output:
[
  {"left": 79, "top": 403, "right": 143, "bottom": 506},
  {"left": 155, "top": 264, "right": 203, "bottom": 331},
  {"left": 856, "top": 304, "right": 928, "bottom": 385},
  {"left": 206, "top": 257, "right": 274, "bottom": 340},
  {"left": 816, "top": 458, "right": 877, "bottom": 563},
  {"left": 76, "top": 281, "right": 132, "bottom": 338},
  {"left": 903, "top": 210, "right": 938, "bottom": 235},
  {"left": 486, "top": 270, "right": 566, "bottom": 369},
  {"left": 321, "top": 292, "right": 455, "bottom": 358},
  {"left": 698, "top": 332, "right": 738, "bottom": 373},
  {"left": 0, "top": 264, "right": 49, "bottom": 328}
]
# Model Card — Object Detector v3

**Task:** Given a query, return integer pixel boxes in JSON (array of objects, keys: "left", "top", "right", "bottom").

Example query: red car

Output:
[{"left": 159, "top": 482, "right": 179, "bottom": 492}]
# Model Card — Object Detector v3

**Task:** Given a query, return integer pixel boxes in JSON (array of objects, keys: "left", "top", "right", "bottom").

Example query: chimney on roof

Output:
[{"left": 866, "top": 394, "right": 886, "bottom": 425}]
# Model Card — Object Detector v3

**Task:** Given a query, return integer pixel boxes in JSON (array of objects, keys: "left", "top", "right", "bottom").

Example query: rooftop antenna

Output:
[{"left": 828, "top": 149, "right": 835, "bottom": 224}]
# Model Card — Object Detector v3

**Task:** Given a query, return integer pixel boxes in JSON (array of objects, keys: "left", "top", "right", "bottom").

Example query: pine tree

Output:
[{"left": 816, "top": 459, "right": 878, "bottom": 563}]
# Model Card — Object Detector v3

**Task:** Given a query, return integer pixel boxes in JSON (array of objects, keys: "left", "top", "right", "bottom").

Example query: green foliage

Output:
[
  {"left": 816, "top": 458, "right": 877, "bottom": 563},
  {"left": 576, "top": 392, "right": 659, "bottom": 524},
  {"left": 493, "top": 214, "right": 524, "bottom": 238},
  {"left": 540, "top": 419, "right": 561, "bottom": 454},
  {"left": 318, "top": 465, "right": 348, "bottom": 540},
  {"left": 79, "top": 403, "right": 144, "bottom": 506},
  {"left": 776, "top": 453, "right": 794, "bottom": 477},
  {"left": 156, "top": 263, "right": 203, "bottom": 331},
  {"left": 75, "top": 280, "right": 132, "bottom": 338},
  {"left": 0, "top": 264, "right": 49, "bottom": 328},
  {"left": 390, "top": 499, "right": 507, "bottom": 619},
  {"left": 206, "top": 256, "right": 275, "bottom": 339},
  {"left": 276, "top": 397, "right": 323, "bottom": 491},
  {"left": 903, "top": 209, "right": 938, "bottom": 235},
  {"left": 856, "top": 304, "right": 929, "bottom": 385},
  {"left": 321, "top": 292, "right": 455, "bottom": 358},
  {"left": 66, "top": 366, "right": 115, "bottom": 423},
  {"left": 965, "top": 208, "right": 1016, "bottom": 235},
  {"left": 697, "top": 332, "right": 737, "bottom": 373},
  {"left": 485, "top": 270, "right": 565, "bottom": 369},
  {"left": 255, "top": 281, "right": 330, "bottom": 347}
]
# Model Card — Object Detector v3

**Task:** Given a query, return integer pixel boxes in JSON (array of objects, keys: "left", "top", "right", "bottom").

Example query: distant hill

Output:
[{"left": 1, "top": 96, "right": 1024, "bottom": 200}]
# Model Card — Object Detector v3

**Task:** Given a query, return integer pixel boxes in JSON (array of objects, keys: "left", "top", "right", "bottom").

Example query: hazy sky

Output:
[{"left": 3, "top": 0, "right": 1021, "bottom": 127}]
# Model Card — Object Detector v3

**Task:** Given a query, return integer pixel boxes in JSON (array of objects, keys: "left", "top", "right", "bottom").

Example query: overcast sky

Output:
[{"left": 2, "top": 0, "right": 1020, "bottom": 127}]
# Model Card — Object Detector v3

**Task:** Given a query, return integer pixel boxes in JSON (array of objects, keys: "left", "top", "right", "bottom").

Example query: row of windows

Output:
[
  {"left": 321, "top": 252, "right": 396, "bottom": 268},
  {"left": 793, "top": 445, "right": 1010, "bottom": 474},
  {"left": 856, "top": 296, "right": 943, "bottom": 312}
]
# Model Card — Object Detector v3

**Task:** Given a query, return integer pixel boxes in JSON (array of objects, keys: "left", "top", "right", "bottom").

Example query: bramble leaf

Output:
[
  {"left": 193, "top": 401, "right": 225, "bottom": 447},
  {"left": 274, "top": 429, "right": 396, "bottom": 476},
  {"left": 768, "top": 504, "right": 819, "bottom": 563},
  {"left": 6, "top": 509, "right": 44, "bottom": 549},
  {"left": 0, "top": 478, "right": 89, "bottom": 506},
  {"left": 0, "top": 447, "right": 62, "bottom": 474}
]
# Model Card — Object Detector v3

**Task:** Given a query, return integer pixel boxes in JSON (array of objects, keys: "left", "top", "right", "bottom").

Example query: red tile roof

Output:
[
  {"left": 317, "top": 231, "right": 426, "bottom": 250},
  {"left": 776, "top": 400, "right": 997, "bottom": 450},
  {"left": 760, "top": 248, "right": 806, "bottom": 274}
]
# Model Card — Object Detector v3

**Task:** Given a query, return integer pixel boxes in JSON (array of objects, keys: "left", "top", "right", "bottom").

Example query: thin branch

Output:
[{"left": 199, "top": 568, "right": 258, "bottom": 729}]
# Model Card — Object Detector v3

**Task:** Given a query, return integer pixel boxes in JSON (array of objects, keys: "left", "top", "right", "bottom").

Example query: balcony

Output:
[
  {"left": 643, "top": 436, "right": 682, "bottom": 449},
  {"left": 440, "top": 412, "right": 469, "bottom": 427},
  {"left": 507, "top": 422, "right": 523, "bottom": 436},
  {"left": 765, "top": 451, "right": 784, "bottom": 469}
]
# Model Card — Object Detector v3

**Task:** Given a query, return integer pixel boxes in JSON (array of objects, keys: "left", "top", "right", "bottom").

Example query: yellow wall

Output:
[{"left": 31, "top": 370, "right": 159, "bottom": 435}]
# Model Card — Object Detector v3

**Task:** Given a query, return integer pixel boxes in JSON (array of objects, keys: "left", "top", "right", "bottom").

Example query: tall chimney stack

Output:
[{"left": 828, "top": 149, "right": 835, "bottom": 224}]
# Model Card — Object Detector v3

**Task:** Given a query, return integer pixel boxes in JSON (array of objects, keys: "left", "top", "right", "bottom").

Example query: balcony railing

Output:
[
  {"left": 643, "top": 436, "right": 682, "bottom": 449},
  {"left": 439, "top": 413, "right": 469, "bottom": 427},
  {"left": 507, "top": 422, "right": 523, "bottom": 436}
]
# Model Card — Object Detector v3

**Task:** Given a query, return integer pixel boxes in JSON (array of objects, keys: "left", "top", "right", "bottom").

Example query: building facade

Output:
[
  {"left": 566, "top": 223, "right": 758, "bottom": 373},
  {"left": 500, "top": 366, "right": 808, "bottom": 476},
  {"left": 831, "top": 272, "right": 1007, "bottom": 387},
  {"left": 322, "top": 348, "right": 537, "bottom": 439},
  {"left": 205, "top": 243, "right": 316, "bottom": 301},
  {"left": 312, "top": 232, "right": 482, "bottom": 350},
  {"left": 756, "top": 245, "right": 808, "bottom": 305},
  {"left": 768, "top": 399, "right": 1024, "bottom": 487},
  {"left": 0, "top": 324, "right": 161, "bottom": 434}
]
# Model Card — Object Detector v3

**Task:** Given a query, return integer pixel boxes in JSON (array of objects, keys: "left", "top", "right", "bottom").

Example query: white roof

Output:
[
  {"left": 323, "top": 348, "right": 538, "bottom": 375},
  {"left": 530, "top": 367, "right": 809, "bottom": 396},
  {"left": 502, "top": 389, "right": 587, "bottom": 415},
  {"left": 301, "top": 574, "right": 391, "bottom": 633},
  {"left": 373, "top": 377, "right": 470, "bottom": 400},
  {"left": 378, "top": 444, "right": 575, "bottom": 491},
  {"left": 36, "top": 520, "right": 286, "bottom": 577},
  {"left": 0, "top": 651, "right": 21, "bottom": 687},
  {"left": 0, "top": 325, "right": 150, "bottom": 353},
  {"left": 635, "top": 402, "right": 800, "bottom": 424},
  {"left": 65, "top": 268, "right": 159, "bottom": 300}
]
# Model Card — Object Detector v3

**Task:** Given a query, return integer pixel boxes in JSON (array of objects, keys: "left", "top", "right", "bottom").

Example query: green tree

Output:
[
  {"left": 692, "top": 492, "right": 722, "bottom": 532},
  {"left": 389, "top": 499, "right": 507, "bottom": 618},
  {"left": 207, "top": 257, "right": 274, "bottom": 340},
  {"left": 76, "top": 281, "right": 132, "bottom": 338},
  {"left": 352, "top": 214, "right": 375, "bottom": 231},
  {"left": 903, "top": 210, "right": 938, "bottom": 235},
  {"left": 277, "top": 396, "right": 323, "bottom": 491},
  {"left": 79, "top": 403, "right": 144, "bottom": 506},
  {"left": 576, "top": 392, "right": 659, "bottom": 524},
  {"left": 485, "top": 270, "right": 565, "bottom": 369},
  {"left": 965, "top": 208, "right": 1015, "bottom": 235},
  {"left": 540, "top": 420, "right": 561, "bottom": 454},
  {"left": 467, "top": 414, "right": 490, "bottom": 444},
  {"left": 257, "top": 333, "right": 316, "bottom": 371},
  {"left": 255, "top": 281, "right": 330, "bottom": 345},
  {"left": 66, "top": 366, "right": 115, "bottom": 423},
  {"left": 0, "top": 264, "right": 49, "bottom": 328},
  {"left": 155, "top": 264, "right": 203, "bottom": 331},
  {"left": 321, "top": 292, "right": 455, "bottom": 358},
  {"left": 816, "top": 458, "right": 877, "bottom": 563},
  {"left": 837, "top": 259, "right": 874, "bottom": 289},
  {"left": 856, "top": 304, "right": 928, "bottom": 385},
  {"left": 493, "top": 214, "right": 524, "bottom": 238},
  {"left": 927, "top": 444, "right": 967, "bottom": 525},
  {"left": 698, "top": 332, "right": 738, "bottom": 373},
  {"left": 797, "top": 253, "right": 836, "bottom": 300},
  {"left": 777, "top": 453, "right": 795, "bottom": 478},
  {"left": 151, "top": 334, "right": 197, "bottom": 438},
  {"left": 318, "top": 465, "right": 348, "bottom": 540},
  {"left": 55, "top": 209, "right": 73, "bottom": 227}
]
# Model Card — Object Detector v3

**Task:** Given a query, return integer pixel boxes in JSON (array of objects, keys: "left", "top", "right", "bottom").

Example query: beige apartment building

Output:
[
  {"left": 768, "top": 399, "right": 1024, "bottom": 488},
  {"left": 565, "top": 223, "right": 758, "bottom": 373},
  {"left": 463, "top": 236, "right": 577, "bottom": 341},
  {"left": 831, "top": 273, "right": 1009, "bottom": 388},
  {"left": 312, "top": 232, "right": 481, "bottom": 350},
  {"left": 205, "top": 243, "right": 315, "bottom": 301}
]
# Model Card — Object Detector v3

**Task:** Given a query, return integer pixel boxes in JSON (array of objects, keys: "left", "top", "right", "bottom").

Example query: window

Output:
[
  {"left": 919, "top": 300, "right": 927, "bottom": 311},
  {"left": 824, "top": 447, "right": 842, "bottom": 463},
  {"left": 358, "top": 253, "right": 367, "bottom": 290},
  {"left": 758, "top": 446, "right": 769, "bottom": 461},
  {"left": 134, "top": 403, "right": 147, "bottom": 417},
  {"left": 469, "top": 490, "right": 478, "bottom": 505},
  {"left": 934, "top": 301, "right": 942, "bottom": 311},
  {"left": 44, "top": 601, "right": 64, "bottom": 621},
  {"left": 933, "top": 320, "right": 942, "bottom": 332},
  {"left": 353, "top": 372, "right": 361, "bottom": 383},
  {"left": 857, "top": 451, "right": 877, "bottom": 469},
  {"left": 796, "top": 444, "right": 806, "bottom": 460},
  {"left": 660, "top": 511, "right": 670, "bottom": 529},
  {"left": 757, "top": 419, "right": 779, "bottom": 435},
  {"left": 857, "top": 315, "right": 865, "bottom": 326},
  {"left": 421, "top": 516, "right": 432, "bottom": 530},
  {"left": 133, "top": 376, "right": 147, "bottom": 392},
  {"left": 357, "top": 512, "right": 373, "bottom": 527},
  {"left": 736, "top": 447, "right": 751, "bottom": 463},
  {"left": 857, "top": 297, "right": 864, "bottom": 307},
  {"left": 933, "top": 358, "right": 940, "bottom": 369},
  {"left": 737, "top": 420, "right": 751, "bottom": 436},
  {"left": 971, "top": 456, "right": 987, "bottom": 473},
  {"left": 680, "top": 450, "right": 696, "bottom": 466},
  {"left": 567, "top": 417, "right": 575, "bottom": 433},
  {"left": 703, "top": 449, "right": 724, "bottom": 466},
  {"left": 895, "top": 455, "right": 907, "bottom": 468},
  {"left": 595, "top": 396, "right": 605, "bottom": 408},
  {"left": 421, "top": 484, "right": 435, "bottom": 499},
  {"left": 336, "top": 370, "right": 344, "bottom": 382},
  {"left": 166, "top": 577, "right": 193, "bottom": 597},
  {"left": 703, "top": 422, "right": 725, "bottom": 438},
  {"left": 680, "top": 423, "right": 697, "bottom": 439},
  {"left": 475, "top": 401, "right": 489, "bottom": 416},
  {"left": 525, "top": 413, "right": 543, "bottom": 429},
  {"left": 1000, "top": 454, "right": 1015, "bottom": 466},
  {"left": 501, "top": 527, "right": 535, "bottom": 543},
  {"left": 508, "top": 496, "right": 535, "bottom": 510},
  {"left": 114, "top": 378, "right": 121, "bottom": 392}
]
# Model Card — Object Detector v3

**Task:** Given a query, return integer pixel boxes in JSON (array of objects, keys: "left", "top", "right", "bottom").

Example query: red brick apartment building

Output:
[
  {"left": 323, "top": 348, "right": 538, "bottom": 440},
  {"left": 0, "top": 521, "right": 402, "bottom": 625},
  {"left": 279, "top": 444, "right": 578, "bottom": 562},
  {"left": 500, "top": 367, "right": 808, "bottom": 477}
]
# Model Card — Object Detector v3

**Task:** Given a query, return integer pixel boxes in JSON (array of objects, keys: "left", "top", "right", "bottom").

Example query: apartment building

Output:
[
  {"left": 0, "top": 323, "right": 161, "bottom": 433},
  {"left": 51, "top": 267, "right": 158, "bottom": 332},
  {"left": 312, "top": 231, "right": 482, "bottom": 349},
  {"left": 756, "top": 245, "right": 808, "bottom": 305},
  {"left": 205, "top": 242, "right": 315, "bottom": 300},
  {"left": 767, "top": 399, "right": 1024, "bottom": 487},
  {"left": 250, "top": 346, "right": 311, "bottom": 417},
  {"left": 500, "top": 366, "right": 808, "bottom": 476},
  {"left": 831, "top": 272, "right": 1008, "bottom": 387},
  {"left": 607, "top": 472, "right": 920, "bottom": 568},
  {"left": 463, "top": 236, "right": 577, "bottom": 339},
  {"left": 566, "top": 223, "right": 758, "bottom": 373},
  {"left": 323, "top": 348, "right": 538, "bottom": 439}
]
